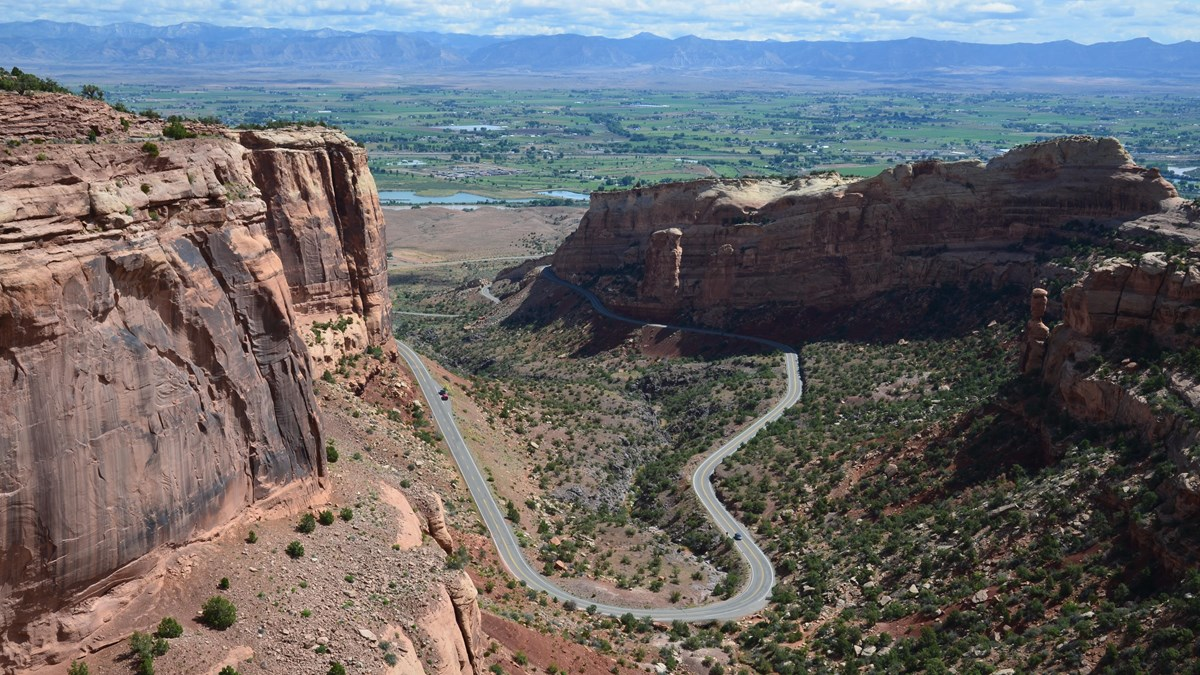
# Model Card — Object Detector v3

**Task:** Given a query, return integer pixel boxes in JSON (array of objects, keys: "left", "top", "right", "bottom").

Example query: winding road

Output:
[{"left": 396, "top": 266, "right": 802, "bottom": 621}]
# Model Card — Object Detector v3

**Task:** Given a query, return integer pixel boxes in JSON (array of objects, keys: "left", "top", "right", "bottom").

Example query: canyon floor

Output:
[{"left": 385, "top": 202, "right": 1200, "bottom": 673}]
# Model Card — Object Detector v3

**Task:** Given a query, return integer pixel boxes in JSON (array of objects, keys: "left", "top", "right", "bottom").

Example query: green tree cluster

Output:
[{"left": 0, "top": 67, "right": 70, "bottom": 94}]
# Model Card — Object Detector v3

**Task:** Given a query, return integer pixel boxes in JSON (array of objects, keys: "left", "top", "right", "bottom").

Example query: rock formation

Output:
[
  {"left": 1020, "top": 288, "right": 1051, "bottom": 374},
  {"left": 1038, "top": 255, "right": 1200, "bottom": 575},
  {"left": 1040, "top": 254, "right": 1200, "bottom": 441},
  {"left": 553, "top": 137, "right": 1180, "bottom": 337},
  {"left": 416, "top": 491, "right": 457, "bottom": 555},
  {"left": 0, "top": 93, "right": 393, "bottom": 669}
]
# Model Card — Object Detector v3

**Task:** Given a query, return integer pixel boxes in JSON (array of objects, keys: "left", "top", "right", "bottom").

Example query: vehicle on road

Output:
[
  {"left": 733, "top": 532, "right": 743, "bottom": 541},
  {"left": 440, "top": 392, "right": 449, "bottom": 401}
]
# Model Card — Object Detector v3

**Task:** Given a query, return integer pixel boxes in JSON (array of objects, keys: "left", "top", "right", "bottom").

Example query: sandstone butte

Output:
[
  {"left": 0, "top": 92, "right": 409, "bottom": 669},
  {"left": 552, "top": 136, "right": 1189, "bottom": 337},
  {"left": 553, "top": 134, "right": 1200, "bottom": 585}
]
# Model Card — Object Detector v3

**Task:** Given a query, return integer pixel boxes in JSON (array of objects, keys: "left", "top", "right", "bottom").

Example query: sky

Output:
[{"left": 6, "top": 0, "right": 1199, "bottom": 44}]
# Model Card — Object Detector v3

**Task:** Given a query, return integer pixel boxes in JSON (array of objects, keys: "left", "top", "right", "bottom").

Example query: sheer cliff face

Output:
[
  {"left": 553, "top": 137, "right": 1179, "bottom": 334},
  {"left": 0, "top": 95, "right": 391, "bottom": 647}
]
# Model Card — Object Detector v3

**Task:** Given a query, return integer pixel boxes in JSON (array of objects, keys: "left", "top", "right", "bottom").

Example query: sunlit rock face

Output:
[
  {"left": 0, "top": 92, "right": 392, "bottom": 668},
  {"left": 553, "top": 136, "right": 1178, "bottom": 337}
]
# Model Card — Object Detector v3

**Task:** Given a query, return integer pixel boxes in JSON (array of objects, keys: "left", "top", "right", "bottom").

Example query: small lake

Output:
[
  {"left": 379, "top": 190, "right": 590, "bottom": 205},
  {"left": 536, "top": 190, "right": 590, "bottom": 200},
  {"left": 378, "top": 191, "right": 522, "bottom": 204},
  {"left": 1168, "top": 166, "right": 1198, "bottom": 176}
]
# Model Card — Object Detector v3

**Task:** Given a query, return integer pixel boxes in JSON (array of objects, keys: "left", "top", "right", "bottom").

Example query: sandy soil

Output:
[{"left": 384, "top": 205, "right": 583, "bottom": 264}]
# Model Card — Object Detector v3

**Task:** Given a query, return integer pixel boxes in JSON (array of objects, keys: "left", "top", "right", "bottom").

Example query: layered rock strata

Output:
[
  {"left": 1039, "top": 255, "right": 1200, "bottom": 575},
  {"left": 1042, "top": 254, "right": 1200, "bottom": 439},
  {"left": 0, "top": 93, "right": 392, "bottom": 667},
  {"left": 553, "top": 137, "right": 1180, "bottom": 336}
]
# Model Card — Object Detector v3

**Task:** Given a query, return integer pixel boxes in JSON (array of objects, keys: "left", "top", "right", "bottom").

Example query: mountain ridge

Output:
[{"left": 3, "top": 21, "right": 1199, "bottom": 85}]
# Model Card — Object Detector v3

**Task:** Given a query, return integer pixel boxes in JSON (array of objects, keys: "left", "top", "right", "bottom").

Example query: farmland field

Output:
[{"left": 104, "top": 85, "right": 1200, "bottom": 197}]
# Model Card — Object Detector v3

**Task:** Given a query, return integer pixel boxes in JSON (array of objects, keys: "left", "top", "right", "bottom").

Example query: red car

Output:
[{"left": 440, "top": 392, "right": 449, "bottom": 401}]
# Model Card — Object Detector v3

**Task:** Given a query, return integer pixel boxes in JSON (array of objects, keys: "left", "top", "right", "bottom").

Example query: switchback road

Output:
[{"left": 396, "top": 266, "right": 802, "bottom": 620}]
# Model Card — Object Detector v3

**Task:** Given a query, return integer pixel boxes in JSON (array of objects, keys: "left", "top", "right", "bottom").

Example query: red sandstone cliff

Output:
[
  {"left": 1035, "top": 254, "right": 1200, "bottom": 577},
  {"left": 552, "top": 137, "right": 1180, "bottom": 336},
  {"left": 0, "top": 93, "right": 394, "bottom": 665}
]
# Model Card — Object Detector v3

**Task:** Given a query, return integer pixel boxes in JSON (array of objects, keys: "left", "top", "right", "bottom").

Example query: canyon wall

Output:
[
  {"left": 1036, "top": 255, "right": 1200, "bottom": 577},
  {"left": 553, "top": 137, "right": 1180, "bottom": 336},
  {"left": 0, "top": 93, "right": 393, "bottom": 663}
]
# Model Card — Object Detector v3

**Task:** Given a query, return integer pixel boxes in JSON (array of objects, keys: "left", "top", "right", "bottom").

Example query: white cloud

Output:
[{"left": 4, "top": 0, "right": 1196, "bottom": 43}]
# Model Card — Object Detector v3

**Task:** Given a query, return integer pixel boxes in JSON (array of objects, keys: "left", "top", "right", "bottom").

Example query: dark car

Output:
[
  {"left": 438, "top": 387, "right": 447, "bottom": 395},
  {"left": 733, "top": 532, "right": 743, "bottom": 541}
]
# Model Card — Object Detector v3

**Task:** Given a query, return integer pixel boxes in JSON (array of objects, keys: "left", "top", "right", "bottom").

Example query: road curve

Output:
[
  {"left": 478, "top": 283, "right": 501, "bottom": 304},
  {"left": 396, "top": 266, "right": 802, "bottom": 621}
]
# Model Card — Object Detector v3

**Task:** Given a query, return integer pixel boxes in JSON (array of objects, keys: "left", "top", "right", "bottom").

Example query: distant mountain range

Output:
[{"left": 3, "top": 21, "right": 1198, "bottom": 87}]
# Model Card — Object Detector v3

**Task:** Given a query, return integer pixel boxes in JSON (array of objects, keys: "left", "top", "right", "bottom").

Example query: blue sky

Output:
[{"left": 7, "top": 0, "right": 1199, "bottom": 44}]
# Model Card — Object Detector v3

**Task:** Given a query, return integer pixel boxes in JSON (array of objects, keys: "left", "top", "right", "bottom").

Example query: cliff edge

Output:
[
  {"left": 0, "top": 92, "right": 393, "bottom": 667},
  {"left": 552, "top": 136, "right": 1182, "bottom": 337}
]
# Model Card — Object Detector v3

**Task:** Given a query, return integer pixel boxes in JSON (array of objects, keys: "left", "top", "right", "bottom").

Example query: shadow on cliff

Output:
[
  {"left": 746, "top": 281, "right": 1032, "bottom": 348},
  {"left": 502, "top": 276, "right": 775, "bottom": 361}
]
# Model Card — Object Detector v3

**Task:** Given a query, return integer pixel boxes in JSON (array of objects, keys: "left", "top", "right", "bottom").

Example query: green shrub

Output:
[
  {"left": 218, "top": 577, "right": 230, "bottom": 590},
  {"left": 246, "top": 530, "right": 258, "bottom": 544},
  {"left": 286, "top": 540, "right": 305, "bottom": 559},
  {"left": 155, "top": 617, "right": 183, "bottom": 639},
  {"left": 141, "top": 142, "right": 159, "bottom": 158},
  {"left": 67, "top": 661, "right": 89, "bottom": 675},
  {"left": 326, "top": 440, "right": 339, "bottom": 463},
  {"left": 328, "top": 662, "right": 347, "bottom": 675},
  {"left": 128, "top": 631, "right": 167, "bottom": 675},
  {"left": 162, "top": 119, "right": 195, "bottom": 140},
  {"left": 339, "top": 507, "right": 354, "bottom": 522},
  {"left": 200, "top": 596, "right": 237, "bottom": 630},
  {"left": 297, "top": 513, "right": 317, "bottom": 534},
  {"left": 219, "top": 667, "right": 241, "bottom": 675},
  {"left": 318, "top": 510, "right": 335, "bottom": 526}
]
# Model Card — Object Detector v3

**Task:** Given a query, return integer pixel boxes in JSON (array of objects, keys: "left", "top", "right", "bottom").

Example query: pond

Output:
[{"left": 378, "top": 190, "right": 591, "bottom": 204}]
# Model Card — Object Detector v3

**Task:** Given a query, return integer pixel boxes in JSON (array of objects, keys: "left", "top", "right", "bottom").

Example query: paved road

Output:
[
  {"left": 478, "top": 283, "right": 501, "bottom": 304},
  {"left": 396, "top": 266, "right": 802, "bottom": 621},
  {"left": 394, "top": 310, "right": 463, "bottom": 318},
  {"left": 389, "top": 255, "right": 540, "bottom": 269},
  {"left": 395, "top": 285, "right": 501, "bottom": 317}
]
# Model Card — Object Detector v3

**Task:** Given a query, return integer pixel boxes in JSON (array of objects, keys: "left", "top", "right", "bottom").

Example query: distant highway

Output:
[
  {"left": 396, "top": 266, "right": 802, "bottom": 620},
  {"left": 389, "top": 255, "right": 540, "bottom": 269},
  {"left": 394, "top": 284, "right": 501, "bottom": 317}
]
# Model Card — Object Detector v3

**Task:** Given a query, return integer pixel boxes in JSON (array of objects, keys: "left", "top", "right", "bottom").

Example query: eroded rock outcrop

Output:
[
  {"left": 1038, "top": 255, "right": 1200, "bottom": 575},
  {"left": 419, "top": 580, "right": 479, "bottom": 675},
  {"left": 1020, "top": 288, "right": 1051, "bottom": 374},
  {"left": 0, "top": 93, "right": 393, "bottom": 669},
  {"left": 1042, "top": 254, "right": 1200, "bottom": 439},
  {"left": 415, "top": 491, "right": 456, "bottom": 554},
  {"left": 553, "top": 137, "right": 1180, "bottom": 337}
]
